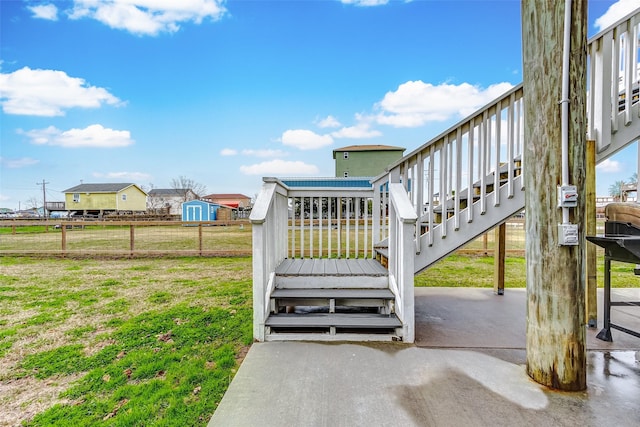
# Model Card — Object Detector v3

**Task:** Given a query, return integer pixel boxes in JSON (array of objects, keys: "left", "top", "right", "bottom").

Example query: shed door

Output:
[{"left": 187, "top": 205, "right": 201, "bottom": 221}]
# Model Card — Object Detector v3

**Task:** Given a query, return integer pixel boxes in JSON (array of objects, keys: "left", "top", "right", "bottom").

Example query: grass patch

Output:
[
  {"left": 101, "top": 299, "right": 131, "bottom": 314},
  {"left": 416, "top": 254, "right": 527, "bottom": 287},
  {"left": 66, "top": 326, "right": 97, "bottom": 339},
  {"left": 101, "top": 279, "right": 121, "bottom": 287},
  {"left": 148, "top": 292, "right": 171, "bottom": 304}
]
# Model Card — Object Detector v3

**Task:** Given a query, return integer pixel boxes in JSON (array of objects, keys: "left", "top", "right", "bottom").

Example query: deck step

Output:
[
  {"left": 271, "top": 288, "right": 394, "bottom": 300},
  {"left": 265, "top": 313, "right": 402, "bottom": 329}
]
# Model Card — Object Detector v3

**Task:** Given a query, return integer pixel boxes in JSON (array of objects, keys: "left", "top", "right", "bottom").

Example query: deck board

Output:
[
  {"left": 298, "top": 259, "right": 315, "bottom": 274},
  {"left": 324, "top": 259, "right": 338, "bottom": 275},
  {"left": 335, "top": 259, "right": 352, "bottom": 275},
  {"left": 311, "top": 259, "right": 325, "bottom": 275},
  {"left": 275, "top": 258, "right": 387, "bottom": 277},
  {"left": 346, "top": 259, "right": 365, "bottom": 274}
]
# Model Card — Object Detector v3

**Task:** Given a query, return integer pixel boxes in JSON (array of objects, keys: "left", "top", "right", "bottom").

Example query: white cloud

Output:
[
  {"left": 375, "top": 80, "right": 514, "bottom": 127},
  {"left": 341, "top": 0, "right": 389, "bottom": 6},
  {"left": 242, "top": 149, "right": 288, "bottom": 158},
  {"left": 68, "top": 0, "right": 227, "bottom": 36},
  {"left": 595, "top": 0, "right": 639, "bottom": 31},
  {"left": 596, "top": 158, "right": 622, "bottom": 173},
  {"left": 0, "top": 157, "right": 40, "bottom": 169},
  {"left": 240, "top": 159, "right": 319, "bottom": 176},
  {"left": 220, "top": 148, "right": 237, "bottom": 156},
  {"left": 316, "top": 115, "right": 342, "bottom": 128},
  {"left": 281, "top": 129, "right": 333, "bottom": 150},
  {"left": 28, "top": 4, "right": 59, "bottom": 20},
  {"left": 22, "top": 124, "right": 134, "bottom": 148},
  {"left": 331, "top": 122, "right": 382, "bottom": 139},
  {"left": 0, "top": 67, "right": 122, "bottom": 116},
  {"left": 93, "top": 171, "right": 151, "bottom": 181}
]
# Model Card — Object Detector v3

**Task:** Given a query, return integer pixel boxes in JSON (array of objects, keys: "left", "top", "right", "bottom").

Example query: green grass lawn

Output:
[
  {"left": 415, "top": 253, "right": 640, "bottom": 288},
  {"left": 0, "top": 256, "right": 252, "bottom": 427}
]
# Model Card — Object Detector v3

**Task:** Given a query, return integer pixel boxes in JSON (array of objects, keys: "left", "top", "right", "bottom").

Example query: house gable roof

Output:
[{"left": 63, "top": 183, "right": 145, "bottom": 194}]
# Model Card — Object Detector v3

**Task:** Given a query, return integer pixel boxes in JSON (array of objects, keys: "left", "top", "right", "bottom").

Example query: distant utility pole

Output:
[{"left": 37, "top": 179, "right": 50, "bottom": 219}]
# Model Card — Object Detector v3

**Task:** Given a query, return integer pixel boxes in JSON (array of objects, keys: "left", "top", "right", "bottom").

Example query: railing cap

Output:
[{"left": 389, "top": 183, "right": 418, "bottom": 223}]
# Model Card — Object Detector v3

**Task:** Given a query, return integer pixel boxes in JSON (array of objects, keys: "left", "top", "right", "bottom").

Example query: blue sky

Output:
[{"left": 0, "top": 0, "right": 638, "bottom": 210}]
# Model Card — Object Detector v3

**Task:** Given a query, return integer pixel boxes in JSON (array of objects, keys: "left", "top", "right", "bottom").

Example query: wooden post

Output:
[
  {"left": 586, "top": 139, "right": 597, "bottom": 327},
  {"left": 494, "top": 223, "right": 506, "bottom": 295},
  {"left": 522, "top": 0, "right": 587, "bottom": 391},
  {"left": 198, "top": 222, "right": 203, "bottom": 255},
  {"left": 483, "top": 232, "right": 489, "bottom": 255},
  {"left": 129, "top": 223, "right": 135, "bottom": 256},
  {"left": 61, "top": 222, "right": 67, "bottom": 255}
]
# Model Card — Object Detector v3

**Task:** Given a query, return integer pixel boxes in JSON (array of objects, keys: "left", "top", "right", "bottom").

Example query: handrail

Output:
[
  {"left": 250, "top": 180, "right": 289, "bottom": 341},
  {"left": 588, "top": 8, "right": 640, "bottom": 159},
  {"left": 387, "top": 183, "right": 417, "bottom": 342}
]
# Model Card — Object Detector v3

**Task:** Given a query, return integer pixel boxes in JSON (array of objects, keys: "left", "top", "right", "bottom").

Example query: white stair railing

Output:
[
  {"left": 250, "top": 179, "right": 289, "bottom": 341},
  {"left": 372, "top": 85, "right": 525, "bottom": 272},
  {"left": 373, "top": 8, "right": 640, "bottom": 274},
  {"left": 589, "top": 8, "right": 640, "bottom": 160},
  {"left": 387, "top": 183, "right": 418, "bottom": 342}
]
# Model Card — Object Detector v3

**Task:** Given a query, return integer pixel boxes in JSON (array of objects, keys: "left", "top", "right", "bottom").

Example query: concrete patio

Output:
[{"left": 209, "top": 288, "right": 640, "bottom": 426}]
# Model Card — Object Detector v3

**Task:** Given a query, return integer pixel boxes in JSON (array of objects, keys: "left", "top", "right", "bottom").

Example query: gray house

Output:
[{"left": 147, "top": 188, "right": 197, "bottom": 215}]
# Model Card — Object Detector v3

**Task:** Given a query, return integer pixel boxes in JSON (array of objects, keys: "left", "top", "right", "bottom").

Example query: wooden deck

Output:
[{"left": 275, "top": 258, "right": 388, "bottom": 276}]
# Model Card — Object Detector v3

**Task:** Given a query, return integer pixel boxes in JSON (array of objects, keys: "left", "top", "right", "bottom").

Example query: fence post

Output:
[
  {"left": 61, "top": 223, "right": 67, "bottom": 255},
  {"left": 129, "top": 223, "right": 135, "bottom": 256},
  {"left": 493, "top": 222, "right": 506, "bottom": 295},
  {"left": 198, "top": 222, "right": 203, "bottom": 255}
]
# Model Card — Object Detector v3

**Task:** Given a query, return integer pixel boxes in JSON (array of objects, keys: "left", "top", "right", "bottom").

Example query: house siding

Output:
[
  {"left": 64, "top": 185, "right": 147, "bottom": 212},
  {"left": 334, "top": 150, "right": 404, "bottom": 178}
]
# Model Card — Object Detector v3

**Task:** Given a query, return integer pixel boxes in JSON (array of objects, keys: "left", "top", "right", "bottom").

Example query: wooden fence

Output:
[
  {"left": 0, "top": 220, "right": 252, "bottom": 257},
  {"left": 0, "top": 218, "right": 604, "bottom": 258}
]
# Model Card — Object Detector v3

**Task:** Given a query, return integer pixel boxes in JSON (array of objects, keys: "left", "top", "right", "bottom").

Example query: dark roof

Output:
[
  {"left": 63, "top": 183, "right": 139, "bottom": 193},
  {"left": 148, "top": 188, "right": 190, "bottom": 196},
  {"left": 333, "top": 144, "right": 405, "bottom": 153}
]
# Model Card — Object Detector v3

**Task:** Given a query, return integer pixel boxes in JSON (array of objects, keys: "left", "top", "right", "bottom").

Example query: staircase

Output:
[{"left": 251, "top": 9, "right": 640, "bottom": 343}]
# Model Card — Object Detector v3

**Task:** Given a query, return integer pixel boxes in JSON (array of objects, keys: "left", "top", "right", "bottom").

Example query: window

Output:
[
  {"left": 343, "top": 152, "right": 349, "bottom": 159},
  {"left": 73, "top": 193, "right": 80, "bottom": 203},
  {"left": 121, "top": 194, "right": 127, "bottom": 201},
  {"left": 344, "top": 171, "right": 349, "bottom": 177}
]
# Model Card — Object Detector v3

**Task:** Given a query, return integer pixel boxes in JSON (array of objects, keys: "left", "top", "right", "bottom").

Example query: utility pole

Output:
[
  {"left": 522, "top": 0, "right": 587, "bottom": 391},
  {"left": 37, "top": 179, "right": 50, "bottom": 219}
]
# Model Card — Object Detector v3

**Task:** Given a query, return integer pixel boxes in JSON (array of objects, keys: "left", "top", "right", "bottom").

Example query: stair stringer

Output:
[
  {"left": 594, "top": 103, "right": 640, "bottom": 164},
  {"left": 414, "top": 176, "right": 525, "bottom": 274}
]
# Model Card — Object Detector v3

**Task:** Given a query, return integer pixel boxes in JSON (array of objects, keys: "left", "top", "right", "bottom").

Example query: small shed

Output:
[{"left": 181, "top": 200, "right": 219, "bottom": 222}]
